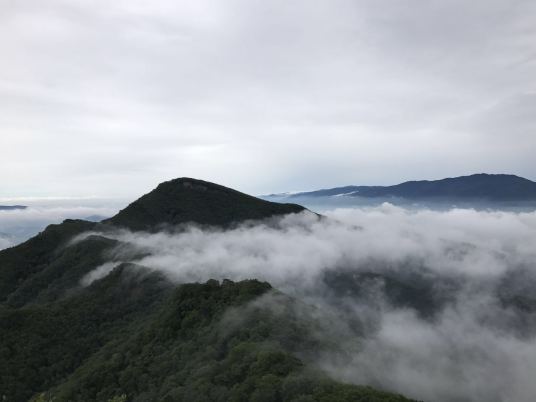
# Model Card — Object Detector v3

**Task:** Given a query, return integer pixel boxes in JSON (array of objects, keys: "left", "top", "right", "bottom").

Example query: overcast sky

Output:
[{"left": 1, "top": 0, "right": 535, "bottom": 198}]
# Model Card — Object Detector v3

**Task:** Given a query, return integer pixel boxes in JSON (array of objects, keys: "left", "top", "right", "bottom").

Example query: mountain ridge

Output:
[
  {"left": 266, "top": 174, "right": 536, "bottom": 201},
  {"left": 0, "top": 178, "right": 308, "bottom": 306},
  {"left": 0, "top": 205, "right": 27, "bottom": 210}
]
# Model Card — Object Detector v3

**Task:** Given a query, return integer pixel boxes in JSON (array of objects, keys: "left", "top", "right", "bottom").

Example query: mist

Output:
[
  {"left": 78, "top": 204, "right": 536, "bottom": 402},
  {"left": 0, "top": 204, "right": 119, "bottom": 249}
]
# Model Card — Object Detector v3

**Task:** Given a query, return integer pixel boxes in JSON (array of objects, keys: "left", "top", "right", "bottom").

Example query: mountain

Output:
[
  {"left": 106, "top": 178, "right": 305, "bottom": 231},
  {"left": 277, "top": 174, "right": 536, "bottom": 201},
  {"left": 0, "top": 178, "right": 416, "bottom": 402},
  {"left": 0, "top": 178, "right": 306, "bottom": 306},
  {"left": 0, "top": 205, "right": 27, "bottom": 210}
]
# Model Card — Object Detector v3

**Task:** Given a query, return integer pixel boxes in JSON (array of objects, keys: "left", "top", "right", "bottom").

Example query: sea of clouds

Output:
[{"left": 73, "top": 204, "right": 536, "bottom": 401}]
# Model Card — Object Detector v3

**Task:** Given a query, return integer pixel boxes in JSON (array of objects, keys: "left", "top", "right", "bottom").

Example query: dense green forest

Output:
[{"left": 1, "top": 271, "right": 416, "bottom": 402}]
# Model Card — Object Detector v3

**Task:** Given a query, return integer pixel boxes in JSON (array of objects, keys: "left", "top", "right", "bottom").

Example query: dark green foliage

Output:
[
  {"left": 106, "top": 177, "right": 305, "bottom": 231},
  {"left": 0, "top": 219, "right": 96, "bottom": 304},
  {"left": 0, "top": 265, "right": 172, "bottom": 402},
  {"left": 6, "top": 235, "right": 118, "bottom": 307},
  {"left": 0, "top": 276, "right": 416, "bottom": 402},
  {"left": 14, "top": 280, "right": 414, "bottom": 402}
]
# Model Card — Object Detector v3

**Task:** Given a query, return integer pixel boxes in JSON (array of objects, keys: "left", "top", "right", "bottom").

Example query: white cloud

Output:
[
  {"left": 77, "top": 205, "right": 536, "bottom": 401},
  {"left": 80, "top": 205, "right": 536, "bottom": 284},
  {"left": 80, "top": 261, "right": 121, "bottom": 286},
  {"left": 1, "top": 0, "right": 535, "bottom": 196}
]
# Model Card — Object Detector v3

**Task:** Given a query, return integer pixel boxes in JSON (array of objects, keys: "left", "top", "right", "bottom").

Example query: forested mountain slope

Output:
[{"left": 0, "top": 178, "right": 416, "bottom": 402}]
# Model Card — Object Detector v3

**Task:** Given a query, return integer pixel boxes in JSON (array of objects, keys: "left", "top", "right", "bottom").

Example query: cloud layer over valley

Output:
[{"left": 77, "top": 205, "right": 536, "bottom": 402}]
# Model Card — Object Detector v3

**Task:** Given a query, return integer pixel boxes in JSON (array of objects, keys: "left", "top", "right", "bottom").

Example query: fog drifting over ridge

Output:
[
  {"left": 77, "top": 205, "right": 536, "bottom": 402},
  {"left": 82, "top": 204, "right": 536, "bottom": 282}
]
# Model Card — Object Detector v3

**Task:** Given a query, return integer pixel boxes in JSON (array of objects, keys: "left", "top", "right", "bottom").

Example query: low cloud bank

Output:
[
  {"left": 80, "top": 204, "right": 536, "bottom": 402},
  {"left": 0, "top": 205, "right": 117, "bottom": 249},
  {"left": 83, "top": 204, "right": 536, "bottom": 284}
]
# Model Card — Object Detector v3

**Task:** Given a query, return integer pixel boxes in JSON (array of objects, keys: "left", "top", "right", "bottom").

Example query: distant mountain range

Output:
[
  {"left": 265, "top": 174, "right": 536, "bottom": 201},
  {"left": 0, "top": 205, "right": 27, "bottom": 211}
]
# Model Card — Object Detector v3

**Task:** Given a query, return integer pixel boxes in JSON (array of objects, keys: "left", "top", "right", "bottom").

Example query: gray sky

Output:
[{"left": 1, "top": 0, "right": 535, "bottom": 198}]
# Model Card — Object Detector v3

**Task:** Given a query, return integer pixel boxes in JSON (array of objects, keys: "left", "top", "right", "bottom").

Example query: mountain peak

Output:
[{"left": 106, "top": 177, "right": 305, "bottom": 231}]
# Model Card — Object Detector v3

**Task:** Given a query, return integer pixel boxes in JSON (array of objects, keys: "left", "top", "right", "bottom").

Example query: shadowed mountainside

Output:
[{"left": 106, "top": 178, "right": 305, "bottom": 231}]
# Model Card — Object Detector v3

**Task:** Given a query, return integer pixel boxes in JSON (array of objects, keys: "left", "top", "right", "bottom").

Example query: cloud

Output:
[
  {"left": 82, "top": 205, "right": 536, "bottom": 283},
  {"left": 79, "top": 205, "right": 536, "bottom": 401},
  {"left": 327, "top": 299, "right": 536, "bottom": 402},
  {"left": 0, "top": 204, "right": 118, "bottom": 249},
  {"left": 80, "top": 261, "right": 122, "bottom": 286},
  {"left": 1, "top": 0, "right": 536, "bottom": 197},
  {"left": 0, "top": 235, "right": 13, "bottom": 250}
]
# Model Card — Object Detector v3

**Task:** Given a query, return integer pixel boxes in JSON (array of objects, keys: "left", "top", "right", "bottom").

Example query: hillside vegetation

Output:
[{"left": 0, "top": 178, "right": 417, "bottom": 402}]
